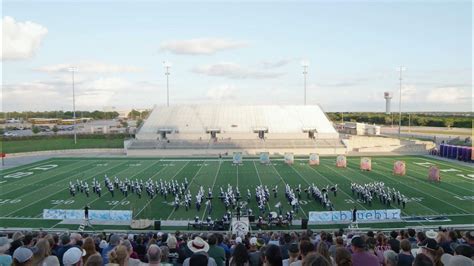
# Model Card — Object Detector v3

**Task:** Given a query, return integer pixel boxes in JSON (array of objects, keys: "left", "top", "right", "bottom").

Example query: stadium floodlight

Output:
[
  {"left": 397, "top": 66, "right": 406, "bottom": 139},
  {"left": 301, "top": 60, "right": 310, "bottom": 105},
  {"left": 68, "top": 67, "right": 77, "bottom": 144},
  {"left": 163, "top": 61, "right": 172, "bottom": 107}
]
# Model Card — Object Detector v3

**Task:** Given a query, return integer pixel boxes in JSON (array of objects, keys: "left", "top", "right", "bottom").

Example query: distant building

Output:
[{"left": 341, "top": 122, "right": 380, "bottom": 136}]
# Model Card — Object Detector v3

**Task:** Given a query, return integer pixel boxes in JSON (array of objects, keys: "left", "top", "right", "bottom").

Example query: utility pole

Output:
[
  {"left": 397, "top": 66, "right": 405, "bottom": 138},
  {"left": 69, "top": 67, "right": 77, "bottom": 144},
  {"left": 163, "top": 61, "right": 171, "bottom": 107},
  {"left": 301, "top": 60, "right": 309, "bottom": 105}
]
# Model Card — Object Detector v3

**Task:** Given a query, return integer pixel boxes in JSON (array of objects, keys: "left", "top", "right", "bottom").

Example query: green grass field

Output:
[
  {"left": 0, "top": 138, "right": 124, "bottom": 153},
  {"left": 0, "top": 156, "right": 472, "bottom": 230}
]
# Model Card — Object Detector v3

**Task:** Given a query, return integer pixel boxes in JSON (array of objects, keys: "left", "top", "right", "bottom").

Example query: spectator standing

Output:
[
  {"left": 57, "top": 234, "right": 76, "bottom": 266},
  {"left": 82, "top": 237, "right": 99, "bottom": 264},
  {"left": 301, "top": 253, "right": 331, "bottom": 266},
  {"left": 62, "top": 247, "right": 84, "bottom": 266},
  {"left": 282, "top": 243, "right": 299, "bottom": 266},
  {"left": 248, "top": 237, "right": 262, "bottom": 266},
  {"left": 413, "top": 253, "right": 433, "bottom": 266},
  {"left": 316, "top": 242, "right": 333, "bottom": 265},
  {"left": 207, "top": 234, "right": 226, "bottom": 266},
  {"left": 350, "top": 236, "right": 379, "bottom": 266},
  {"left": 418, "top": 238, "right": 444, "bottom": 266},
  {"left": 123, "top": 240, "right": 141, "bottom": 266},
  {"left": 335, "top": 247, "right": 352, "bottom": 266},
  {"left": 398, "top": 239, "right": 414, "bottom": 266},
  {"left": 388, "top": 231, "right": 400, "bottom": 254},
  {"left": 107, "top": 245, "right": 129, "bottom": 266},
  {"left": 102, "top": 234, "right": 121, "bottom": 265},
  {"left": 182, "top": 237, "right": 217, "bottom": 266},
  {"left": 229, "top": 243, "right": 249, "bottom": 266},
  {"left": 0, "top": 237, "right": 12, "bottom": 266},
  {"left": 290, "top": 240, "right": 314, "bottom": 266},
  {"left": 146, "top": 244, "right": 162, "bottom": 266},
  {"left": 328, "top": 236, "right": 344, "bottom": 259},
  {"left": 84, "top": 254, "right": 102, "bottom": 266},
  {"left": 383, "top": 250, "right": 398, "bottom": 266},
  {"left": 263, "top": 244, "right": 282, "bottom": 266},
  {"left": 31, "top": 238, "right": 60, "bottom": 266},
  {"left": 12, "top": 247, "right": 33, "bottom": 266}
]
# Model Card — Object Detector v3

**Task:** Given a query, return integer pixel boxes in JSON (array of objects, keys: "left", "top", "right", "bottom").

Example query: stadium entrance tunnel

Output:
[
  {"left": 158, "top": 128, "right": 173, "bottom": 140},
  {"left": 206, "top": 128, "right": 221, "bottom": 140},
  {"left": 302, "top": 128, "right": 317, "bottom": 139},
  {"left": 253, "top": 128, "right": 268, "bottom": 140}
]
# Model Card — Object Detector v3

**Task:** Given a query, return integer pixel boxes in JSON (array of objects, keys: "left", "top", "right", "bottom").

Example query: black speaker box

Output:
[
  {"left": 154, "top": 220, "right": 161, "bottom": 230},
  {"left": 301, "top": 218, "right": 308, "bottom": 229},
  {"left": 249, "top": 215, "right": 255, "bottom": 222}
]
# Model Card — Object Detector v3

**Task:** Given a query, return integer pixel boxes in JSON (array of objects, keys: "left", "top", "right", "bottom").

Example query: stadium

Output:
[{"left": 2, "top": 2, "right": 473, "bottom": 266}]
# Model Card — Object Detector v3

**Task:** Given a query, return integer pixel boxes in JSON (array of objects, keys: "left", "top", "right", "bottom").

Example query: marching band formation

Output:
[{"left": 68, "top": 174, "right": 408, "bottom": 222}]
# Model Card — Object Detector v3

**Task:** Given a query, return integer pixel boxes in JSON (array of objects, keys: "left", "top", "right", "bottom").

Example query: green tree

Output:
[
  {"left": 52, "top": 125, "right": 59, "bottom": 134},
  {"left": 32, "top": 126, "right": 40, "bottom": 134},
  {"left": 444, "top": 118, "right": 454, "bottom": 129},
  {"left": 136, "top": 119, "right": 144, "bottom": 128}
]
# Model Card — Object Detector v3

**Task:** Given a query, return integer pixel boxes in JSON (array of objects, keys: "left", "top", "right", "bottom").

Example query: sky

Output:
[{"left": 1, "top": 0, "right": 472, "bottom": 112}]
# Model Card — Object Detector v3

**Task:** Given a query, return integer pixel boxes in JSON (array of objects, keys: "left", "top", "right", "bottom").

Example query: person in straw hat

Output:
[{"left": 182, "top": 237, "right": 216, "bottom": 266}]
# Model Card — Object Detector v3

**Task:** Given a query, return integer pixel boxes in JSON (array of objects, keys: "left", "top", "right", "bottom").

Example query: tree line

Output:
[
  {"left": 327, "top": 112, "right": 472, "bottom": 128},
  {"left": 1, "top": 109, "right": 150, "bottom": 121}
]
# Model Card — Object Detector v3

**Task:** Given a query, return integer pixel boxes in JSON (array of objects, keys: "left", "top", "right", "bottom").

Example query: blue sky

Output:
[{"left": 2, "top": 0, "right": 472, "bottom": 112}]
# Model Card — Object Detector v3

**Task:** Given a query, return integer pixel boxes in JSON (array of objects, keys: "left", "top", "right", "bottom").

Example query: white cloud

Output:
[
  {"left": 426, "top": 87, "right": 471, "bottom": 104},
  {"left": 259, "top": 58, "right": 296, "bottom": 69},
  {"left": 35, "top": 61, "right": 144, "bottom": 73},
  {"left": 2, "top": 77, "right": 160, "bottom": 111},
  {"left": 1, "top": 16, "right": 48, "bottom": 60},
  {"left": 206, "top": 84, "right": 237, "bottom": 101},
  {"left": 193, "top": 62, "right": 283, "bottom": 79},
  {"left": 160, "top": 38, "right": 247, "bottom": 55}
]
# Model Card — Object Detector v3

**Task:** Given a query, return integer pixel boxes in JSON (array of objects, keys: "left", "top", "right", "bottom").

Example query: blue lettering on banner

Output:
[{"left": 308, "top": 209, "right": 401, "bottom": 224}]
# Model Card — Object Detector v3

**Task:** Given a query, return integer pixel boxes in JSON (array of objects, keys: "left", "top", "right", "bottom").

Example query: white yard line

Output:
[
  {"left": 201, "top": 161, "right": 222, "bottom": 220},
  {"left": 394, "top": 159, "right": 474, "bottom": 193},
  {"left": 0, "top": 159, "right": 58, "bottom": 175},
  {"left": 166, "top": 161, "right": 207, "bottom": 220},
  {"left": 0, "top": 160, "right": 94, "bottom": 197},
  {"left": 4, "top": 161, "right": 128, "bottom": 217},
  {"left": 134, "top": 161, "right": 190, "bottom": 218}
]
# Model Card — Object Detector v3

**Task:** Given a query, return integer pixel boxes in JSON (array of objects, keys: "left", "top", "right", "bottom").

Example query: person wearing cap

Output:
[
  {"left": 440, "top": 252, "right": 474, "bottom": 266},
  {"left": 283, "top": 243, "right": 299, "bottom": 266},
  {"left": 182, "top": 237, "right": 217, "bottom": 266},
  {"left": 0, "top": 237, "right": 12, "bottom": 266},
  {"left": 207, "top": 234, "right": 225, "bottom": 266},
  {"left": 102, "top": 234, "right": 121, "bottom": 265},
  {"left": 248, "top": 237, "right": 262, "bottom": 266},
  {"left": 13, "top": 246, "right": 33, "bottom": 266},
  {"left": 62, "top": 247, "right": 85, "bottom": 266},
  {"left": 350, "top": 236, "right": 378, "bottom": 266},
  {"left": 418, "top": 238, "right": 444, "bottom": 266}
]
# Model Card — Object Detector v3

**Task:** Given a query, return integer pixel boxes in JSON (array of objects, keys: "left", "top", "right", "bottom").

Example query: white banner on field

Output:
[
  {"left": 308, "top": 209, "right": 401, "bottom": 224},
  {"left": 43, "top": 209, "right": 133, "bottom": 221}
]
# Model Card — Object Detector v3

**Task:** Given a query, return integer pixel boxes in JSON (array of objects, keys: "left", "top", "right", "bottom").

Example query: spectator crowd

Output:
[{"left": 0, "top": 227, "right": 472, "bottom": 266}]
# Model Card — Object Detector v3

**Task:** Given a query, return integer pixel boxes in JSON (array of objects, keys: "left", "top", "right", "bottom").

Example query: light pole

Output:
[
  {"left": 397, "top": 66, "right": 406, "bottom": 138},
  {"left": 163, "top": 61, "right": 171, "bottom": 107},
  {"left": 68, "top": 67, "right": 77, "bottom": 144},
  {"left": 301, "top": 60, "right": 309, "bottom": 105}
]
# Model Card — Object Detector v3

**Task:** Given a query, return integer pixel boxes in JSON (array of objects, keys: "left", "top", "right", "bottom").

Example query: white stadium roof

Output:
[{"left": 136, "top": 105, "right": 337, "bottom": 140}]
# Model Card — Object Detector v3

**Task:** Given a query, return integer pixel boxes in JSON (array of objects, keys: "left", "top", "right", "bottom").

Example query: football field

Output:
[{"left": 0, "top": 156, "right": 473, "bottom": 230}]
